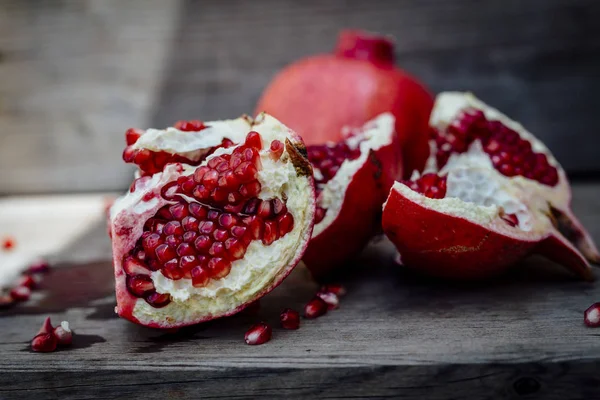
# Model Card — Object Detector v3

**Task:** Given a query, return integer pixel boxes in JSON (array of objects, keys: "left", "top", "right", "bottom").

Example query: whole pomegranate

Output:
[
  {"left": 255, "top": 29, "right": 434, "bottom": 177},
  {"left": 382, "top": 92, "right": 599, "bottom": 280},
  {"left": 110, "top": 114, "right": 316, "bottom": 328}
]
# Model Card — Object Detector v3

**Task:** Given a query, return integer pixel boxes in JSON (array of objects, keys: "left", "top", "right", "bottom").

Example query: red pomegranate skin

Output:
[{"left": 256, "top": 30, "right": 434, "bottom": 177}]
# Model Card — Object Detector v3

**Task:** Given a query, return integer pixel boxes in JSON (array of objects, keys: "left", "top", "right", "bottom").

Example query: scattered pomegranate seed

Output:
[
  {"left": 584, "top": 303, "right": 600, "bottom": 327},
  {"left": 17, "top": 275, "right": 38, "bottom": 290},
  {"left": 10, "top": 286, "right": 31, "bottom": 302},
  {"left": 54, "top": 321, "right": 73, "bottom": 346},
  {"left": 244, "top": 322, "right": 272, "bottom": 345},
  {"left": 403, "top": 173, "right": 447, "bottom": 199},
  {"left": 316, "top": 291, "right": 339, "bottom": 310},
  {"left": 303, "top": 297, "right": 328, "bottom": 319},
  {"left": 28, "top": 260, "right": 51, "bottom": 274},
  {"left": 320, "top": 284, "right": 346, "bottom": 297},
  {"left": 2, "top": 236, "right": 15, "bottom": 250},
  {"left": 280, "top": 308, "right": 300, "bottom": 330},
  {"left": 31, "top": 317, "right": 58, "bottom": 353}
]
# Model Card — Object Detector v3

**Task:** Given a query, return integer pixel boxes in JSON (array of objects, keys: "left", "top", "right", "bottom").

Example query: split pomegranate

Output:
[
  {"left": 256, "top": 29, "right": 433, "bottom": 177},
  {"left": 244, "top": 322, "right": 272, "bottom": 345},
  {"left": 303, "top": 114, "right": 399, "bottom": 278},
  {"left": 110, "top": 114, "right": 316, "bottom": 328},
  {"left": 382, "top": 92, "right": 599, "bottom": 280}
]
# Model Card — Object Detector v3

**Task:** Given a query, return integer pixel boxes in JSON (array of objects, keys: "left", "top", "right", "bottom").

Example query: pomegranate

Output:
[
  {"left": 382, "top": 92, "right": 599, "bottom": 280},
  {"left": 280, "top": 308, "right": 300, "bottom": 330},
  {"left": 109, "top": 114, "right": 316, "bottom": 328},
  {"left": 256, "top": 29, "right": 434, "bottom": 177},
  {"left": 303, "top": 114, "right": 399, "bottom": 278}
]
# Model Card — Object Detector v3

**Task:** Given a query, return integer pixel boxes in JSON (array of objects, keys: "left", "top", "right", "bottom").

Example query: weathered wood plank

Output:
[{"left": 0, "top": 184, "right": 599, "bottom": 398}]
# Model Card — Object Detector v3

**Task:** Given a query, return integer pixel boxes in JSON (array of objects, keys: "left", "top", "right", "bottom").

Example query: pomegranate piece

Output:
[
  {"left": 31, "top": 317, "right": 58, "bottom": 353},
  {"left": 10, "top": 285, "right": 31, "bottom": 302},
  {"left": 110, "top": 114, "right": 316, "bottom": 328},
  {"left": 584, "top": 303, "right": 600, "bottom": 327},
  {"left": 256, "top": 29, "right": 434, "bottom": 178},
  {"left": 280, "top": 308, "right": 300, "bottom": 330},
  {"left": 382, "top": 92, "right": 599, "bottom": 280},
  {"left": 316, "top": 291, "right": 339, "bottom": 310},
  {"left": 303, "top": 297, "right": 328, "bottom": 319},
  {"left": 244, "top": 322, "right": 272, "bottom": 345},
  {"left": 303, "top": 114, "right": 400, "bottom": 278}
]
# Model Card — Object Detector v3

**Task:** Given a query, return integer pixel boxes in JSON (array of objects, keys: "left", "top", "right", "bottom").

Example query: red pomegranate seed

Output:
[
  {"left": 584, "top": 303, "right": 600, "bottom": 327},
  {"left": 315, "top": 207, "right": 326, "bottom": 224},
  {"left": 174, "top": 120, "right": 206, "bottom": 131},
  {"left": 245, "top": 131, "right": 263, "bottom": 150},
  {"left": 145, "top": 292, "right": 171, "bottom": 308},
  {"left": 502, "top": 213, "right": 519, "bottom": 227},
  {"left": 244, "top": 322, "right": 272, "bottom": 345},
  {"left": 207, "top": 258, "right": 231, "bottom": 279},
  {"left": 2, "top": 236, "right": 15, "bottom": 250},
  {"left": 320, "top": 284, "right": 346, "bottom": 297},
  {"left": 54, "top": 321, "right": 73, "bottom": 346},
  {"left": 31, "top": 317, "right": 58, "bottom": 353},
  {"left": 162, "top": 259, "right": 183, "bottom": 280},
  {"left": 125, "top": 128, "right": 142, "bottom": 145},
  {"left": 10, "top": 286, "right": 31, "bottom": 302},
  {"left": 277, "top": 213, "right": 294, "bottom": 236},
  {"left": 304, "top": 297, "right": 328, "bottom": 319},
  {"left": 191, "top": 266, "right": 210, "bottom": 287},
  {"left": 28, "top": 260, "right": 50, "bottom": 274},
  {"left": 262, "top": 221, "right": 279, "bottom": 245},
  {"left": 270, "top": 140, "right": 284, "bottom": 160},
  {"left": 316, "top": 291, "right": 339, "bottom": 309},
  {"left": 155, "top": 244, "right": 176, "bottom": 263},
  {"left": 280, "top": 308, "right": 300, "bottom": 330},
  {"left": 123, "top": 256, "right": 150, "bottom": 275},
  {"left": 126, "top": 275, "right": 155, "bottom": 297}
]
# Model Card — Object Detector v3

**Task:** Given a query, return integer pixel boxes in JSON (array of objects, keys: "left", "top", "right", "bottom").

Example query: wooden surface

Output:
[
  {"left": 1, "top": 184, "right": 600, "bottom": 399},
  {"left": 1, "top": 0, "right": 600, "bottom": 194}
]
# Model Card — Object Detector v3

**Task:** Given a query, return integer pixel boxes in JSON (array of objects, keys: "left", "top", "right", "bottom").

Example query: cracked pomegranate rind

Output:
[
  {"left": 110, "top": 114, "right": 316, "bottom": 328},
  {"left": 382, "top": 92, "right": 599, "bottom": 280},
  {"left": 303, "top": 113, "right": 399, "bottom": 278}
]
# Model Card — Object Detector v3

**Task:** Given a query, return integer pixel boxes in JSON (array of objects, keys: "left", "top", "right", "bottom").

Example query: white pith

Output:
[
  {"left": 60, "top": 321, "right": 71, "bottom": 333},
  {"left": 313, "top": 113, "right": 395, "bottom": 237},
  {"left": 587, "top": 308, "right": 600, "bottom": 325},
  {"left": 110, "top": 114, "right": 314, "bottom": 326}
]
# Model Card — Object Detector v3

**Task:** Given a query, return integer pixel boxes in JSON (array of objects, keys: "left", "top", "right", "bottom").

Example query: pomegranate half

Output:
[
  {"left": 109, "top": 114, "right": 316, "bottom": 328},
  {"left": 382, "top": 92, "right": 599, "bottom": 280},
  {"left": 255, "top": 29, "right": 434, "bottom": 177},
  {"left": 303, "top": 114, "right": 398, "bottom": 278}
]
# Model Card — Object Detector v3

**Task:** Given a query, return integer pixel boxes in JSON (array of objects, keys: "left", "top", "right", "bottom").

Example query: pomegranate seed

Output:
[
  {"left": 194, "top": 235, "right": 212, "bottom": 252},
  {"left": 163, "top": 221, "right": 184, "bottom": 236},
  {"left": 585, "top": 303, "right": 600, "bottom": 327},
  {"left": 145, "top": 292, "right": 170, "bottom": 308},
  {"left": 209, "top": 242, "right": 225, "bottom": 256},
  {"left": 231, "top": 226, "right": 247, "bottom": 238},
  {"left": 180, "top": 255, "right": 199, "bottom": 271},
  {"left": 207, "top": 258, "right": 231, "bottom": 279},
  {"left": 175, "top": 120, "right": 205, "bottom": 131},
  {"left": 183, "top": 231, "right": 198, "bottom": 243},
  {"left": 315, "top": 207, "right": 326, "bottom": 224},
  {"left": 277, "top": 213, "right": 294, "bottom": 236},
  {"left": 2, "top": 236, "right": 15, "bottom": 250},
  {"left": 28, "top": 260, "right": 50, "bottom": 274},
  {"left": 189, "top": 202, "right": 208, "bottom": 219},
  {"left": 126, "top": 275, "right": 155, "bottom": 297},
  {"left": 320, "top": 284, "right": 346, "bottom": 297},
  {"left": 244, "top": 322, "right": 272, "bottom": 345},
  {"left": 125, "top": 128, "right": 142, "bottom": 145},
  {"left": 10, "top": 286, "right": 31, "bottom": 302},
  {"left": 176, "top": 243, "right": 195, "bottom": 257},
  {"left": 270, "top": 140, "right": 284, "bottom": 160},
  {"left": 54, "top": 321, "right": 73, "bottom": 346},
  {"left": 225, "top": 238, "right": 245, "bottom": 259},
  {"left": 155, "top": 244, "right": 176, "bottom": 263},
  {"left": 262, "top": 221, "right": 279, "bottom": 246},
  {"left": 316, "top": 291, "right": 339, "bottom": 309},
  {"left": 191, "top": 266, "right": 210, "bottom": 287},
  {"left": 31, "top": 317, "right": 58, "bottom": 353},
  {"left": 199, "top": 221, "right": 215, "bottom": 234},
  {"left": 304, "top": 297, "right": 328, "bottom": 319},
  {"left": 17, "top": 275, "right": 38, "bottom": 290},
  {"left": 502, "top": 213, "right": 519, "bottom": 227},
  {"left": 162, "top": 259, "right": 183, "bottom": 280},
  {"left": 280, "top": 308, "right": 300, "bottom": 330},
  {"left": 245, "top": 131, "right": 263, "bottom": 150}
]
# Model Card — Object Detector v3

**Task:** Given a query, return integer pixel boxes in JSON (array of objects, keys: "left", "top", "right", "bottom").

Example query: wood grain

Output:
[
  {"left": 1, "top": 0, "right": 599, "bottom": 194},
  {"left": 0, "top": 184, "right": 599, "bottom": 398}
]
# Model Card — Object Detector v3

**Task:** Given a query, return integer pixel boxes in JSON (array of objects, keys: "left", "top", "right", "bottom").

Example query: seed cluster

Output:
[
  {"left": 431, "top": 108, "right": 559, "bottom": 186},
  {"left": 307, "top": 141, "right": 362, "bottom": 223},
  {"left": 123, "top": 132, "right": 295, "bottom": 308}
]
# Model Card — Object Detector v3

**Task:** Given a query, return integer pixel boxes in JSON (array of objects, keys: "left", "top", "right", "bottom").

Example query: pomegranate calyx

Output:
[{"left": 335, "top": 30, "right": 395, "bottom": 67}]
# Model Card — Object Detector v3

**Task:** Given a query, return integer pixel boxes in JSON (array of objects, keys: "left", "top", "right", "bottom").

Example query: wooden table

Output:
[{"left": 1, "top": 184, "right": 600, "bottom": 399}]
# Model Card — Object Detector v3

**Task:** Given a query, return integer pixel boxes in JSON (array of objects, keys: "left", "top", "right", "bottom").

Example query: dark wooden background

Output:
[{"left": 1, "top": 0, "right": 599, "bottom": 194}]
